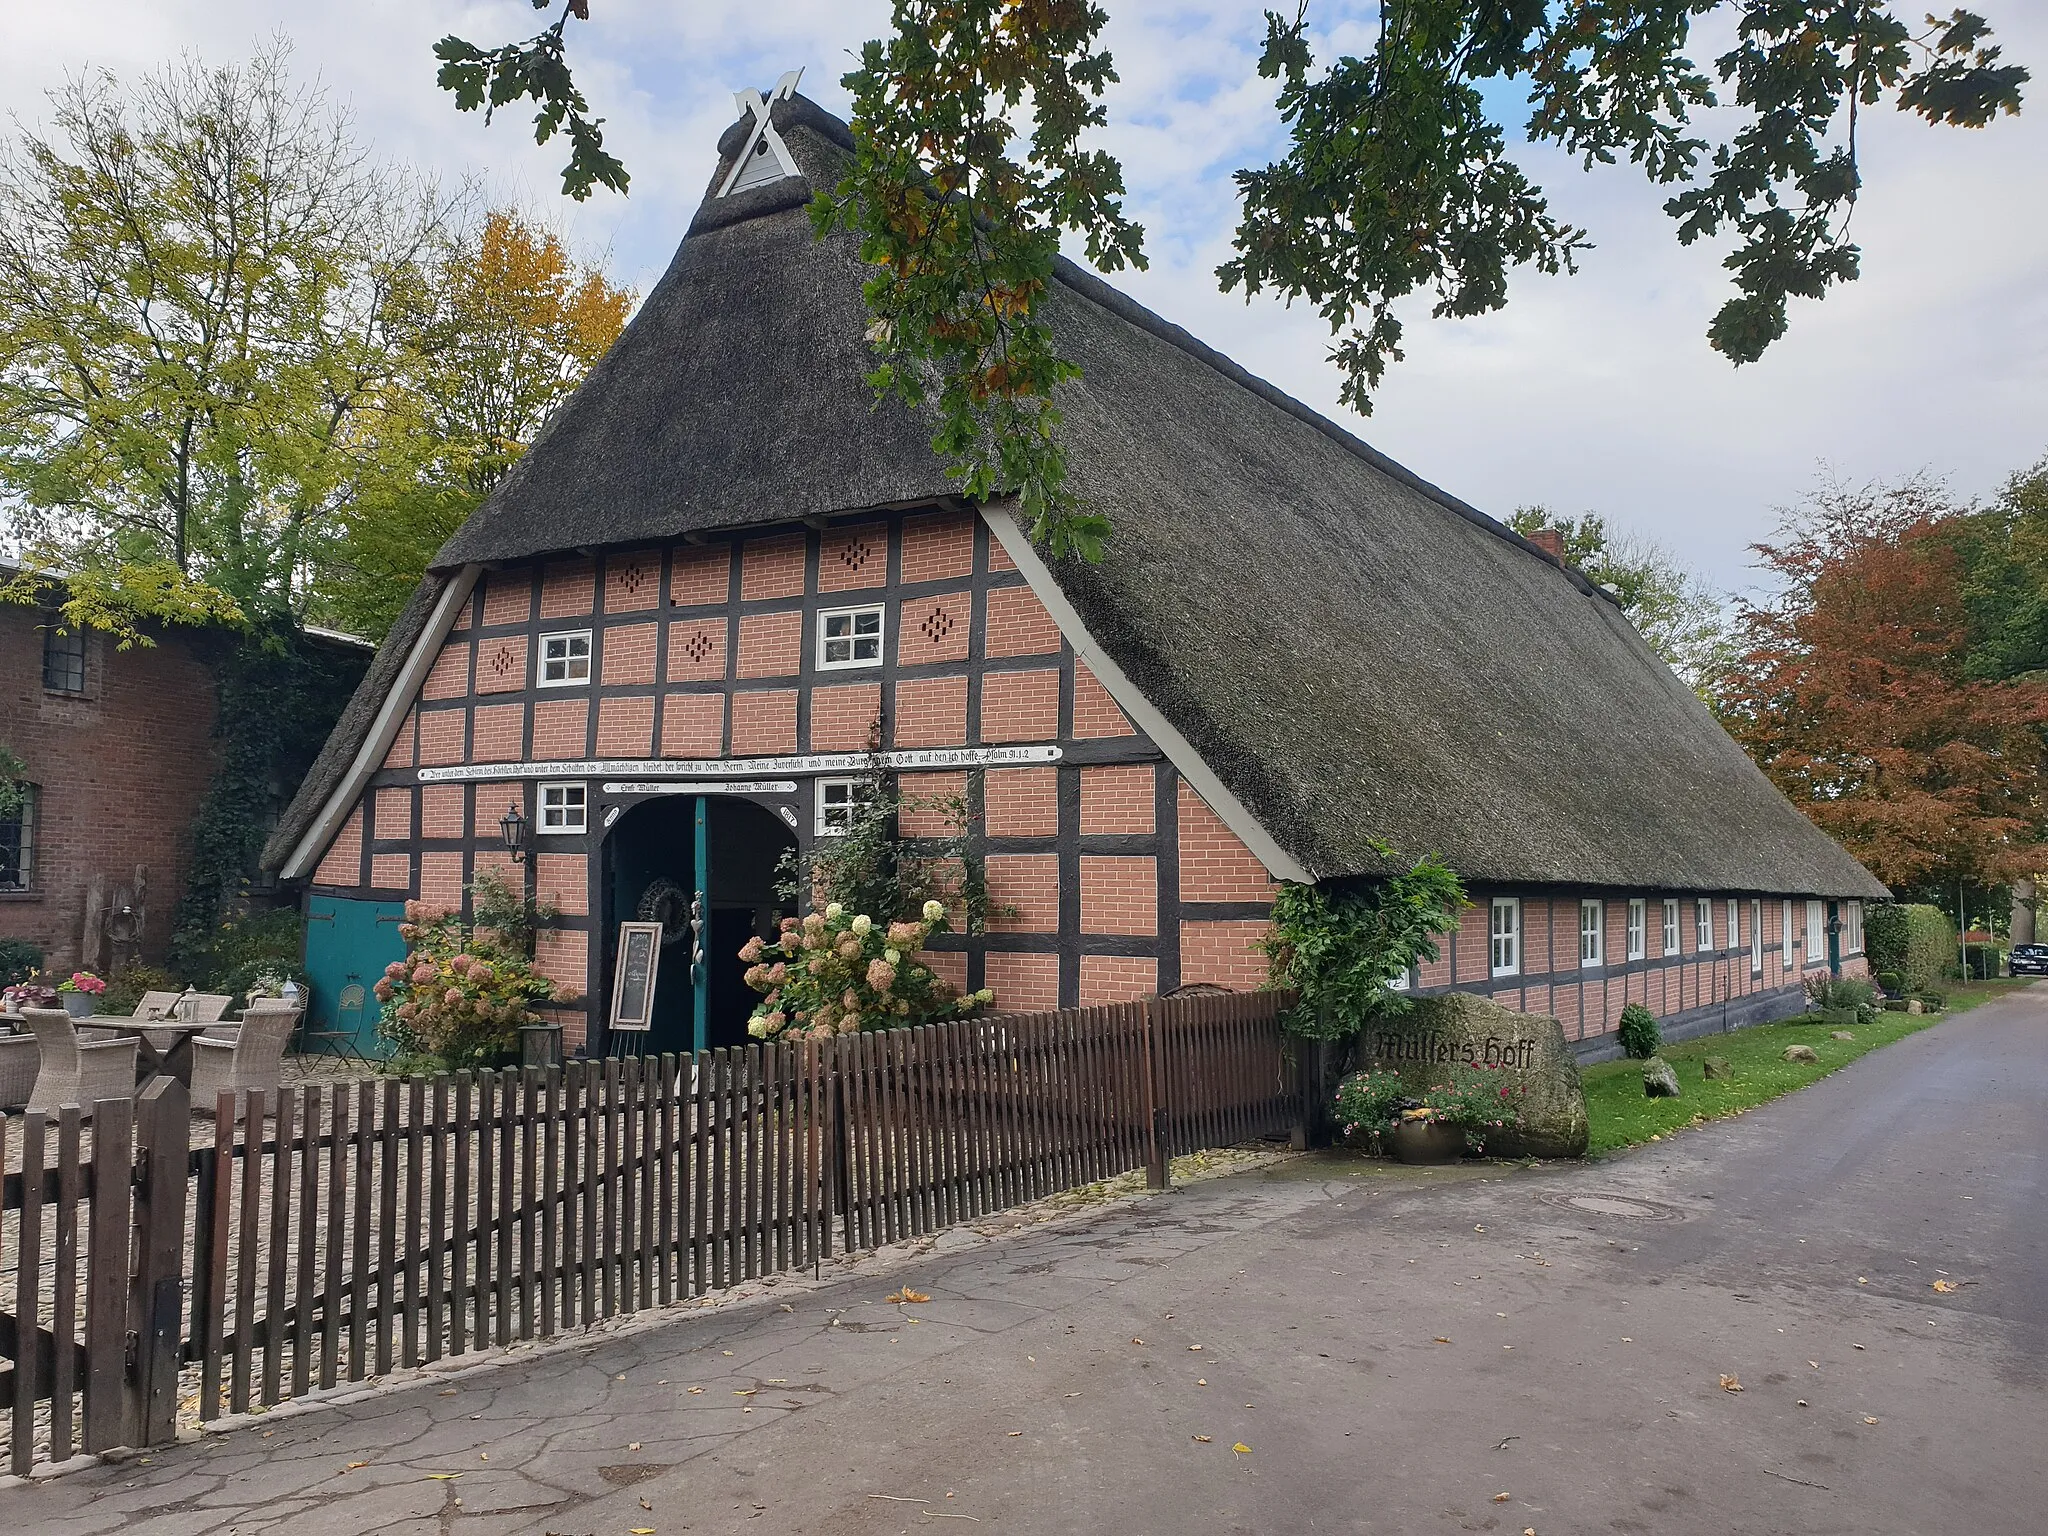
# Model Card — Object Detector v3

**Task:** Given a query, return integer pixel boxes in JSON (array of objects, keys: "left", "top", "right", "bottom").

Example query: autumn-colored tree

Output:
[
  {"left": 1717, "top": 476, "right": 2048, "bottom": 889},
  {"left": 320, "top": 209, "right": 633, "bottom": 637}
]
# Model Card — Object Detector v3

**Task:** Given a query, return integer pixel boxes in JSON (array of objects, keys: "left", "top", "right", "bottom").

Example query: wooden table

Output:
[{"left": 78, "top": 1017, "right": 220, "bottom": 1088}]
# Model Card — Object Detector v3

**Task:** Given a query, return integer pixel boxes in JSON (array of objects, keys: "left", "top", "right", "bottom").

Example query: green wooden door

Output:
[{"left": 303, "top": 894, "right": 408, "bottom": 1055}]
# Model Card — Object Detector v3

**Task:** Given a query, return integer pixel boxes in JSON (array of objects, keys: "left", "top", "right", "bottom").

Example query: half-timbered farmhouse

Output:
[{"left": 264, "top": 84, "right": 1885, "bottom": 1059}]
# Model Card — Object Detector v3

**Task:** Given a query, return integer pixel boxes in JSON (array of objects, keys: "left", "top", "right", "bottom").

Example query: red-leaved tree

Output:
[{"left": 1717, "top": 478, "right": 2048, "bottom": 888}]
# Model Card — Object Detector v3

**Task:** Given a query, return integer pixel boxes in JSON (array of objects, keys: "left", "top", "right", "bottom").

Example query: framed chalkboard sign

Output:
[{"left": 610, "top": 921, "right": 663, "bottom": 1032}]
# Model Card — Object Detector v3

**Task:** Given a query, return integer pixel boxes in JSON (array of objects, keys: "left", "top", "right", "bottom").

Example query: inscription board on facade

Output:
[
  {"left": 417, "top": 745, "right": 1062, "bottom": 785},
  {"left": 610, "top": 922, "right": 663, "bottom": 1032},
  {"left": 601, "top": 780, "right": 799, "bottom": 796}
]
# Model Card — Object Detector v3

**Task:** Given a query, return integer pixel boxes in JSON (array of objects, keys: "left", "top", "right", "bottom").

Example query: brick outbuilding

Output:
[{"left": 264, "top": 88, "right": 1885, "bottom": 1058}]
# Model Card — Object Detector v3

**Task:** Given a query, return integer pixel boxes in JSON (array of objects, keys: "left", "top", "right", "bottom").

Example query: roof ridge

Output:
[{"left": 1047, "top": 256, "right": 1620, "bottom": 608}]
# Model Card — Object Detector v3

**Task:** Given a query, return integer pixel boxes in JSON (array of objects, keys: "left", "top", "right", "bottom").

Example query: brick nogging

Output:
[{"left": 303, "top": 507, "right": 1870, "bottom": 1053}]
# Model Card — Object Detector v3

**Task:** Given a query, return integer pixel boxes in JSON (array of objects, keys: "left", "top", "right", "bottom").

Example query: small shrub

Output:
[
  {"left": 1914, "top": 989, "right": 1946, "bottom": 1011},
  {"left": 1407, "top": 1063, "right": 1531, "bottom": 1153},
  {"left": 376, "top": 898, "right": 571, "bottom": 1069},
  {"left": 743, "top": 900, "right": 990, "bottom": 1040},
  {"left": 100, "top": 963, "right": 184, "bottom": 1014},
  {"left": 1617, "top": 1003, "right": 1661, "bottom": 1059},
  {"left": 0, "top": 937, "right": 44, "bottom": 986},
  {"left": 1875, "top": 970, "right": 1903, "bottom": 996},
  {"left": 1805, "top": 974, "right": 1879, "bottom": 1025},
  {"left": 1333, "top": 1068, "right": 1410, "bottom": 1137}
]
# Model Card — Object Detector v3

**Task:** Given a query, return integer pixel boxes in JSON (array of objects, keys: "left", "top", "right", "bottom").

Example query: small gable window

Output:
[
  {"left": 1626, "top": 898, "right": 1646, "bottom": 962},
  {"left": 816, "top": 777, "right": 875, "bottom": 837},
  {"left": 42, "top": 627, "right": 86, "bottom": 694},
  {"left": 1662, "top": 898, "right": 1680, "bottom": 957},
  {"left": 1579, "top": 899, "right": 1604, "bottom": 968},
  {"left": 1490, "top": 897, "right": 1520, "bottom": 978},
  {"left": 539, "top": 631, "right": 592, "bottom": 687},
  {"left": 818, "top": 606, "right": 884, "bottom": 669},
  {"left": 538, "top": 782, "right": 587, "bottom": 834}
]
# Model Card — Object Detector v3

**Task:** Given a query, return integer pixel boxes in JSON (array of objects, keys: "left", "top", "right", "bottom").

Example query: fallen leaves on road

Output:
[
  {"left": 1189, "top": 1344, "right": 1203, "bottom": 1352},
  {"left": 1493, "top": 1492, "right": 1511, "bottom": 1502},
  {"left": 1131, "top": 1338, "right": 1145, "bottom": 1345},
  {"left": 1232, "top": 1442, "right": 1252, "bottom": 1454},
  {"left": 341, "top": 1461, "right": 369, "bottom": 1473},
  {"left": 1432, "top": 1337, "right": 1452, "bottom": 1345},
  {"left": 641, "top": 1497, "right": 654, "bottom": 1510},
  {"left": 888, "top": 1288, "right": 930, "bottom": 1304},
  {"left": 1864, "top": 1416, "right": 1881, "bottom": 1425},
  {"left": 629, "top": 1441, "right": 642, "bottom": 1451},
  {"left": 631, "top": 1528, "right": 656, "bottom": 1534},
  {"left": 1932, "top": 1280, "right": 1957, "bottom": 1294},
  {"left": 1719, "top": 1375, "right": 1743, "bottom": 1393},
  {"left": 424, "top": 1472, "right": 463, "bottom": 1481},
  {"left": 687, "top": 1386, "right": 704, "bottom": 1394},
  {"left": 1193, "top": 1435, "right": 1212, "bottom": 1444}
]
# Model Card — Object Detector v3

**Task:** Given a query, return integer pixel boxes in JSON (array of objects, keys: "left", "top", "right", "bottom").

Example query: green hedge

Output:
[{"left": 1865, "top": 903, "right": 1958, "bottom": 991}]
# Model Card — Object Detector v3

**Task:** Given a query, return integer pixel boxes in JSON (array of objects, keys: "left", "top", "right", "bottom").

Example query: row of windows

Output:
[
  {"left": 535, "top": 605, "right": 888, "bottom": 688},
  {"left": 1487, "top": 895, "right": 1863, "bottom": 978},
  {"left": 504, "top": 778, "right": 876, "bottom": 840}
]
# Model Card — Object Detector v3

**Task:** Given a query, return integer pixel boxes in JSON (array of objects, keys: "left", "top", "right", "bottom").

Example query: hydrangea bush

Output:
[
  {"left": 375, "top": 900, "right": 576, "bottom": 1068},
  {"left": 743, "top": 899, "right": 992, "bottom": 1041}
]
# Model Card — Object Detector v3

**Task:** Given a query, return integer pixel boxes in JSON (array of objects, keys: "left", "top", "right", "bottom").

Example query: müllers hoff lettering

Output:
[{"left": 1367, "top": 1031, "right": 1539, "bottom": 1071}]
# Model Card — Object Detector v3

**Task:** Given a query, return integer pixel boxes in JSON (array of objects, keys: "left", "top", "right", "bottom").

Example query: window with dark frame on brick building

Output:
[
  {"left": 0, "top": 784, "right": 36, "bottom": 891},
  {"left": 41, "top": 626, "right": 86, "bottom": 693}
]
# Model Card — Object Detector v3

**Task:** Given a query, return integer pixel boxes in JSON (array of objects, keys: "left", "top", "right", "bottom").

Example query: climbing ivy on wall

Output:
[{"left": 168, "top": 620, "right": 369, "bottom": 984}]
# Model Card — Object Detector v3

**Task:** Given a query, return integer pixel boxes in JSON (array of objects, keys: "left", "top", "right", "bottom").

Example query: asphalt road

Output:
[{"left": 10, "top": 986, "right": 2046, "bottom": 1536}]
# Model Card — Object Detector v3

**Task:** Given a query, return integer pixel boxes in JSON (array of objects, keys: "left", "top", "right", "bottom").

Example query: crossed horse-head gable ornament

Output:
[{"left": 718, "top": 69, "right": 805, "bottom": 198}]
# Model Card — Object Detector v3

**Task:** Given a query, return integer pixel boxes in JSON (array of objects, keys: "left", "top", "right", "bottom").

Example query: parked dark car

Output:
[{"left": 2009, "top": 943, "right": 2048, "bottom": 977}]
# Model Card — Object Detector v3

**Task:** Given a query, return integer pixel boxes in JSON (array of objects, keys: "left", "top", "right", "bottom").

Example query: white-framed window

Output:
[
  {"left": 0, "top": 783, "right": 38, "bottom": 891},
  {"left": 1806, "top": 899, "right": 1826, "bottom": 959},
  {"left": 818, "top": 605, "right": 885, "bottom": 669},
  {"left": 1386, "top": 966, "right": 1412, "bottom": 992},
  {"left": 1580, "top": 899, "right": 1604, "bottom": 967},
  {"left": 1490, "top": 897, "right": 1521, "bottom": 977},
  {"left": 1727, "top": 899, "right": 1741, "bottom": 952},
  {"left": 1782, "top": 899, "right": 1795, "bottom": 968},
  {"left": 1626, "top": 898, "right": 1646, "bottom": 961},
  {"left": 1842, "top": 900, "right": 1864, "bottom": 955},
  {"left": 1696, "top": 897, "right": 1713, "bottom": 951},
  {"left": 815, "top": 777, "right": 876, "bottom": 836},
  {"left": 1750, "top": 898, "right": 1764, "bottom": 974},
  {"left": 537, "top": 782, "right": 587, "bottom": 833},
  {"left": 539, "top": 630, "right": 592, "bottom": 686},
  {"left": 1662, "top": 898, "right": 1680, "bottom": 956}
]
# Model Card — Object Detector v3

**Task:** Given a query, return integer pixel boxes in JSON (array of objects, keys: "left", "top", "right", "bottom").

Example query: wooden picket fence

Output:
[{"left": 0, "top": 990, "right": 1298, "bottom": 1471}]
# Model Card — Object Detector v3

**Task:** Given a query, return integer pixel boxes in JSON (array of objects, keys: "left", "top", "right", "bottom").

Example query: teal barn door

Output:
[{"left": 303, "top": 894, "right": 408, "bottom": 1056}]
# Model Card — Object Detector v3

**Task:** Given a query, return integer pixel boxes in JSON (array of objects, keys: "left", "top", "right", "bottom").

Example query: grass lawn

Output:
[{"left": 1580, "top": 977, "right": 2033, "bottom": 1155}]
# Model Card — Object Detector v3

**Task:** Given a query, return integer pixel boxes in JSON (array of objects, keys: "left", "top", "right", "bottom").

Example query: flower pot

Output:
[
  {"left": 1389, "top": 1118, "right": 1467, "bottom": 1165},
  {"left": 61, "top": 992, "right": 94, "bottom": 1019}
]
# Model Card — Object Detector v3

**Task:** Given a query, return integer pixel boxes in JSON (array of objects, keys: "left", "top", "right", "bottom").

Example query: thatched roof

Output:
[{"left": 271, "top": 93, "right": 1883, "bottom": 900}]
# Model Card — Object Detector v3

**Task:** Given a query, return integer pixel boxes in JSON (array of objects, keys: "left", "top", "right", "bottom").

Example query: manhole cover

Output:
[{"left": 1535, "top": 1191, "right": 1684, "bottom": 1221}]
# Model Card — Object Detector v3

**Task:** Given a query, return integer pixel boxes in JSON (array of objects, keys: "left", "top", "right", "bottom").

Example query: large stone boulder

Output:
[
  {"left": 1642, "top": 1057, "right": 1681, "bottom": 1098},
  {"left": 1357, "top": 993, "right": 1589, "bottom": 1158}
]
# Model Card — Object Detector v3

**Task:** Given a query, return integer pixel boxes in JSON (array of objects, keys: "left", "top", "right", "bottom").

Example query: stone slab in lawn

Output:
[{"left": 1359, "top": 993, "right": 1590, "bottom": 1158}]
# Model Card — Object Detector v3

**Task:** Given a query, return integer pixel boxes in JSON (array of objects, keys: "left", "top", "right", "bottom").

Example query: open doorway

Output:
[{"left": 601, "top": 795, "right": 798, "bottom": 1055}]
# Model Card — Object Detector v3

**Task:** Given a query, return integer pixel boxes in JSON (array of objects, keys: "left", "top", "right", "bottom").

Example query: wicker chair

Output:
[
  {"left": 24, "top": 1008, "right": 139, "bottom": 1117},
  {"left": 131, "top": 990, "right": 183, "bottom": 1021},
  {"left": 190, "top": 1003, "right": 301, "bottom": 1120},
  {"left": 0, "top": 1032, "right": 39, "bottom": 1112},
  {"left": 190, "top": 993, "right": 234, "bottom": 1022}
]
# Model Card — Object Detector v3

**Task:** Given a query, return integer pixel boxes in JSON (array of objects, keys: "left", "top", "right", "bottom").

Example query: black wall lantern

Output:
[{"left": 499, "top": 803, "right": 529, "bottom": 864}]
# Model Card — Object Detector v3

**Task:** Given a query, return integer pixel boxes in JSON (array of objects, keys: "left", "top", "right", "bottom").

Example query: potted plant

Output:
[
  {"left": 1334, "top": 1063, "right": 1530, "bottom": 1164},
  {"left": 57, "top": 970, "right": 107, "bottom": 1019},
  {"left": 3, "top": 978, "right": 60, "bottom": 1016}
]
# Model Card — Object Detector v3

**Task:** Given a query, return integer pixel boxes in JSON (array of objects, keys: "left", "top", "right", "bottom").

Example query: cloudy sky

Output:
[{"left": 8, "top": 1, "right": 2044, "bottom": 592}]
